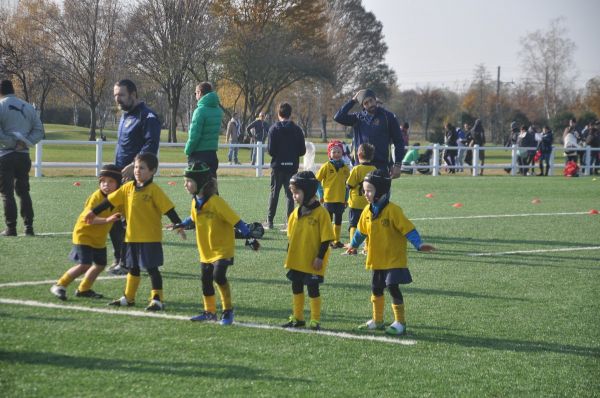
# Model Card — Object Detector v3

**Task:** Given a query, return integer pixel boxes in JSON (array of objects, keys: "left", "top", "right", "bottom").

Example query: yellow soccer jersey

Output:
[
  {"left": 316, "top": 161, "right": 350, "bottom": 203},
  {"left": 346, "top": 163, "right": 377, "bottom": 209},
  {"left": 108, "top": 181, "right": 174, "bottom": 242},
  {"left": 191, "top": 195, "right": 240, "bottom": 263},
  {"left": 285, "top": 205, "right": 335, "bottom": 276},
  {"left": 72, "top": 189, "right": 119, "bottom": 248},
  {"left": 357, "top": 202, "right": 416, "bottom": 270}
]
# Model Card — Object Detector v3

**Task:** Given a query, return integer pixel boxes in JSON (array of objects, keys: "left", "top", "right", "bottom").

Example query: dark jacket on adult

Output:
[
  {"left": 246, "top": 119, "right": 270, "bottom": 142},
  {"left": 185, "top": 91, "right": 223, "bottom": 156},
  {"left": 334, "top": 100, "right": 405, "bottom": 170},
  {"left": 115, "top": 102, "right": 160, "bottom": 169},
  {"left": 267, "top": 120, "right": 306, "bottom": 171},
  {"left": 537, "top": 130, "right": 554, "bottom": 154}
]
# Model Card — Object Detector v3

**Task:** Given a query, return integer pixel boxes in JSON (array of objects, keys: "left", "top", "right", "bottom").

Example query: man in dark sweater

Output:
[{"left": 266, "top": 103, "right": 306, "bottom": 229}]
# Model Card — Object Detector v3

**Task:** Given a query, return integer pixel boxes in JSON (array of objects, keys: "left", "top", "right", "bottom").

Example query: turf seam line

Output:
[{"left": 0, "top": 298, "right": 417, "bottom": 346}]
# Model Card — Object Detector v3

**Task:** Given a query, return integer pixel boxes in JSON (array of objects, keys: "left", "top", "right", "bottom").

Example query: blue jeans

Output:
[{"left": 228, "top": 146, "right": 238, "bottom": 163}]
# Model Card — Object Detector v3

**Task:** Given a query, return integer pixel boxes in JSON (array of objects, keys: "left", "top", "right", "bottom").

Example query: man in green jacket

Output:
[{"left": 185, "top": 82, "right": 223, "bottom": 178}]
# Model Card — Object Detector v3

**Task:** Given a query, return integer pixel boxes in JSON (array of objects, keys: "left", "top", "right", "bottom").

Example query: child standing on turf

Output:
[
  {"left": 345, "top": 143, "right": 376, "bottom": 248},
  {"left": 84, "top": 153, "right": 185, "bottom": 311},
  {"left": 283, "top": 171, "right": 335, "bottom": 330},
  {"left": 175, "top": 161, "right": 259, "bottom": 325},
  {"left": 345, "top": 170, "right": 435, "bottom": 335},
  {"left": 50, "top": 165, "right": 123, "bottom": 301},
  {"left": 316, "top": 140, "right": 350, "bottom": 248}
]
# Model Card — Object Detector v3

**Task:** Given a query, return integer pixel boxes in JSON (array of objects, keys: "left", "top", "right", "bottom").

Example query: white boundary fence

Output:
[{"left": 32, "top": 140, "right": 599, "bottom": 177}]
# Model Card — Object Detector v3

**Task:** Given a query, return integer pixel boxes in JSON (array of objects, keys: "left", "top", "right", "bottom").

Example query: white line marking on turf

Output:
[
  {"left": 0, "top": 275, "right": 125, "bottom": 288},
  {"left": 0, "top": 298, "right": 416, "bottom": 346},
  {"left": 468, "top": 246, "right": 600, "bottom": 257}
]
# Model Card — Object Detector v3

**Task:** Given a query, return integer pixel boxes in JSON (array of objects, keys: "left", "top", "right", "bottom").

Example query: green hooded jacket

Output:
[{"left": 185, "top": 91, "right": 223, "bottom": 155}]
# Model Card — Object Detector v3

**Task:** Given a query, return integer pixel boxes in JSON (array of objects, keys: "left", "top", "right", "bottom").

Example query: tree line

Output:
[{"left": 1, "top": 1, "right": 598, "bottom": 144}]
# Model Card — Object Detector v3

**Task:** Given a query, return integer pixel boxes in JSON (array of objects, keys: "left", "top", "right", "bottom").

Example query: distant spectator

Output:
[
  {"left": 246, "top": 112, "right": 270, "bottom": 165},
  {"left": 226, "top": 112, "right": 241, "bottom": 165},
  {"left": 516, "top": 125, "right": 536, "bottom": 176},
  {"left": 400, "top": 122, "right": 410, "bottom": 147},
  {"left": 463, "top": 123, "right": 473, "bottom": 166},
  {"left": 536, "top": 126, "right": 553, "bottom": 176},
  {"left": 456, "top": 126, "right": 467, "bottom": 172},
  {"left": 563, "top": 122, "right": 579, "bottom": 164},
  {"left": 469, "top": 119, "right": 486, "bottom": 175},
  {"left": 443, "top": 123, "right": 458, "bottom": 173},
  {"left": 586, "top": 124, "right": 600, "bottom": 174}
]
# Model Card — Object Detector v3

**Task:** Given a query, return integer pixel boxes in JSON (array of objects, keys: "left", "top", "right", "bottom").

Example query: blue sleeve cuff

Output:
[
  {"left": 350, "top": 229, "right": 367, "bottom": 248},
  {"left": 180, "top": 217, "right": 193, "bottom": 228},
  {"left": 317, "top": 183, "right": 324, "bottom": 200},
  {"left": 406, "top": 229, "right": 422, "bottom": 250},
  {"left": 235, "top": 220, "right": 250, "bottom": 238}
]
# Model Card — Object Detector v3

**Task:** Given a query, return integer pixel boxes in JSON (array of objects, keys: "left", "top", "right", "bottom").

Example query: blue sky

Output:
[{"left": 362, "top": 0, "right": 600, "bottom": 90}]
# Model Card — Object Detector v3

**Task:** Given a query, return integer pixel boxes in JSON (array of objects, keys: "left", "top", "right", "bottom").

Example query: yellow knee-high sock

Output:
[
  {"left": 349, "top": 227, "right": 356, "bottom": 243},
  {"left": 57, "top": 273, "right": 75, "bottom": 287},
  {"left": 309, "top": 296, "right": 321, "bottom": 322},
  {"left": 203, "top": 294, "right": 217, "bottom": 313},
  {"left": 216, "top": 282, "right": 232, "bottom": 311},
  {"left": 124, "top": 274, "right": 141, "bottom": 303},
  {"left": 293, "top": 293, "right": 305, "bottom": 321},
  {"left": 392, "top": 303, "right": 406, "bottom": 324},
  {"left": 334, "top": 224, "right": 342, "bottom": 243},
  {"left": 371, "top": 294, "right": 384, "bottom": 323},
  {"left": 150, "top": 289, "right": 164, "bottom": 302},
  {"left": 77, "top": 277, "right": 94, "bottom": 292}
]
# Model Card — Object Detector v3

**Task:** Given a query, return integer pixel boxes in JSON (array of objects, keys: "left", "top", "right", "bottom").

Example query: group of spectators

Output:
[{"left": 442, "top": 120, "right": 486, "bottom": 174}]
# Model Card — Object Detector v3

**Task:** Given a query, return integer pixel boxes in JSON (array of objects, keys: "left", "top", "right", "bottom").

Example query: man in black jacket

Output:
[{"left": 266, "top": 103, "right": 306, "bottom": 229}]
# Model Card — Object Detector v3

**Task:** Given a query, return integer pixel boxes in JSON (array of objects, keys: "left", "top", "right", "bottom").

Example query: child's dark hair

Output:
[
  {"left": 357, "top": 143, "right": 375, "bottom": 162},
  {"left": 135, "top": 152, "right": 158, "bottom": 170},
  {"left": 278, "top": 102, "right": 292, "bottom": 119},
  {"left": 200, "top": 178, "right": 218, "bottom": 197}
]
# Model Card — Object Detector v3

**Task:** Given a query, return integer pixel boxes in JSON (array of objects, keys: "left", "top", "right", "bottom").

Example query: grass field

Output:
[{"left": 1, "top": 174, "right": 599, "bottom": 397}]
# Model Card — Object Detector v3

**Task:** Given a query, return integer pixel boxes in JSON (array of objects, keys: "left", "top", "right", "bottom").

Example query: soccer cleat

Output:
[
  {"left": 107, "top": 263, "right": 127, "bottom": 276},
  {"left": 50, "top": 285, "right": 67, "bottom": 301},
  {"left": 219, "top": 309, "right": 234, "bottom": 325},
  {"left": 309, "top": 320, "right": 321, "bottom": 331},
  {"left": 24, "top": 226, "right": 34, "bottom": 236},
  {"left": 190, "top": 311, "right": 218, "bottom": 322},
  {"left": 75, "top": 289, "right": 104, "bottom": 299},
  {"left": 385, "top": 321, "right": 406, "bottom": 336},
  {"left": 330, "top": 241, "right": 345, "bottom": 249},
  {"left": 281, "top": 316, "right": 306, "bottom": 328},
  {"left": 1, "top": 228, "right": 17, "bottom": 237},
  {"left": 145, "top": 299, "right": 164, "bottom": 311},
  {"left": 264, "top": 221, "right": 274, "bottom": 230},
  {"left": 108, "top": 296, "right": 134, "bottom": 307},
  {"left": 357, "top": 319, "right": 385, "bottom": 331}
]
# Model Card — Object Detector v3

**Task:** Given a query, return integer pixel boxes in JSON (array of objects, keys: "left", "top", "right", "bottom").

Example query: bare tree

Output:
[
  {"left": 125, "top": 0, "right": 215, "bottom": 143},
  {"left": 519, "top": 17, "right": 577, "bottom": 120}
]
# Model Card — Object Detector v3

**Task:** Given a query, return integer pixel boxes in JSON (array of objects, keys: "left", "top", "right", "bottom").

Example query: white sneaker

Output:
[
  {"left": 385, "top": 321, "right": 406, "bottom": 336},
  {"left": 50, "top": 285, "right": 67, "bottom": 301}
]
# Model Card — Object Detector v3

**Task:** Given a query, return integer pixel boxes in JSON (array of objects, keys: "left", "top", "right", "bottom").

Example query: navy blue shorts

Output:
[
  {"left": 348, "top": 207, "right": 364, "bottom": 228},
  {"left": 286, "top": 269, "right": 324, "bottom": 285},
  {"left": 69, "top": 245, "right": 107, "bottom": 266},
  {"left": 323, "top": 202, "right": 345, "bottom": 225},
  {"left": 372, "top": 268, "right": 412, "bottom": 289},
  {"left": 125, "top": 242, "right": 163, "bottom": 271}
]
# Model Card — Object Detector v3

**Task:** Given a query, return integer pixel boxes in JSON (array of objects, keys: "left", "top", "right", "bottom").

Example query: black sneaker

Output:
[
  {"left": 282, "top": 316, "right": 306, "bottom": 328},
  {"left": 1, "top": 228, "right": 17, "bottom": 237},
  {"left": 24, "top": 226, "right": 34, "bottom": 236},
  {"left": 75, "top": 289, "right": 104, "bottom": 299},
  {"left": 108, "top": 296, "right": 135, "bottom": 307}
]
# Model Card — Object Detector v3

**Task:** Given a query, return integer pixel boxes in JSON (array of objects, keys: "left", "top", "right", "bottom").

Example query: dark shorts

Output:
[
  {"left": 348, "top": 207, "right": 364, "bottom": 229},
  {"left": 372, "top": 268, "right": 412, "bottom": 288},
  {"left": 69, "top": 245, "right": 107, "bottom": 266},
  {"left": 200, "top": 258, "right": 234, "bottom": 268},
  {"left": 286, "top": 269, "right": 324, "bottom": 285},
  {"left": 125, "top": 242, "right": 163, "bottom": 271},
  {"left": 323, "top": 202, "right": 345, "bottom": 224}
]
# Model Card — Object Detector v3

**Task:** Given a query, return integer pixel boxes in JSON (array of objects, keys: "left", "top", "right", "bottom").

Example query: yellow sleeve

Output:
[
  {"left": 316, "top": 163, "right": 328, "bottom": 182},
  {"left": 393, "top": 207, "right": 416, "bottom": 235},
  {"left": 216, "top": 196, "right": 241, "bottom": 226},
  {"left": 153, "top": 185, "right": 175, "bottom": 214},
  {"left": 346, "top": 168, "right": 359, "bottom": 188},
  {"left": 357, "top": 205, "right": 369, "bottom": 235},
  {"left": 107, "top": 185, "right": 126, "bottom": 208},
  {"left": 319, "top": 208, "right": 336, "bottom": 242}
]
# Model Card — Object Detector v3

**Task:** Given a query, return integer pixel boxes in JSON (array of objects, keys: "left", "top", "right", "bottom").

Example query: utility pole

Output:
[{"left": 496, "top": 66, "right": 501, "bottom": 143}]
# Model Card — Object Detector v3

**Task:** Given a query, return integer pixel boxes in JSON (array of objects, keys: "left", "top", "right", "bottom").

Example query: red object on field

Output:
[
  {"left": 531, "top": 198, "right": 541, "bottom": 204},
  {"left": 452, "top": 203, "right": 463, "bottom": 208},
  {"left": 167, "top": 181, "right": 176, "bottom": 186},
  {"left": 589, "top": 209, "right": 599, "bottom": 215},
  {"left": 73, "top": 182, "right": 81, "bottom": 187},
  {"left": 425, "top": 193, "right": 434, "bottom": 198}
]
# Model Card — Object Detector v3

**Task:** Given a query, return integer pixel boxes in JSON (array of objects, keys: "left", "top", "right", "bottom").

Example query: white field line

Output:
[
  {"left": 25, "top": 211, "right": 595, "bottom": 236},
  {"left": 469, "top": 246, "right": 600, "bottom": 257},
  {"left": 0, "top": 298, "right": 416, "bottom": 346},
  {"left": 0, "top": 275, "right": 125, "bottom": 288}
]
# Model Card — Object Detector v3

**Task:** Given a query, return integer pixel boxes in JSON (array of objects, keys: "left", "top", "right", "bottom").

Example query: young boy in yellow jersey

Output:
[
  {"left": 316, "top": 140, "right": 350, "bottom": 248},
  {"left": 345, "top": 170, "right": 435, "bottom": 335},
  {"left": 50, "top": 165, "right": 123, "bottom": 301},
  {"left": 283, "top": 171, "right": 335, "bottom": 330},
  {"left": 84, "top": 153, "right": 185, "bottom": 311},
  {"left": 345, "top": 143, "right": 376, "bottom": 249},
  {"left": 174, "top": 161, "right": 259, "bottom": 325}
]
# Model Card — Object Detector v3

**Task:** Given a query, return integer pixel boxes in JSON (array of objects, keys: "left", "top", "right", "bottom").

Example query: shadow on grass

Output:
[
  {"left": 0, "top": 350, "right": 309, "bottom": 382},
  {"left": 407, "top": 330, "right": 600, "bottom": 358}
]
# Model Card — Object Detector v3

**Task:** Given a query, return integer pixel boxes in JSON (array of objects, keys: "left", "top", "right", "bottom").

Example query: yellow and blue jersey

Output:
[
  {"left": 285, "top": 205, "right": 335, "bottom": 276},
  {"left": 72, "top": 189, "right": 119, "bottom": 248},
  {"left": 316, "top": 161, "right": 350, "bottom": 203},
  {"left": 357, "top": 202, "right": 415, "bottom": 270},
  {"left": 346, "top": 163, "right": 376, "bottom": 209},
  {"left": 108, "top": 181, "right": 174, "bottom": 243},
  {"left": 191, "top": 195, "right": 240, "bottom": 264}
]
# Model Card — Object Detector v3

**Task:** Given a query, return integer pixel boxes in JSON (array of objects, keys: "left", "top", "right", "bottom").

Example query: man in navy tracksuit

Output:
[
  {"left": 266, "top": 102, "right": 306, "bottom": 229},
  {"left": 334, "top": 89, "right": 404, "bottom": 176}
]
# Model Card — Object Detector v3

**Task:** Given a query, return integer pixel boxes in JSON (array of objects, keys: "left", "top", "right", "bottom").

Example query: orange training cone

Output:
[
  {"left": 73, "top": 181, "right": 81, "bottom": 187},
  {"left": 589, "top": 209, "right": 599, "bottom": 215},
  {"left": 452, "top": 203, "right": 463, "bottom": 208},
  {"left": 531, "top": 198, "right": 541, "bottom": 204},
  {"left": 425, "top": 193, "right": 434, "bottom": 198}
]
